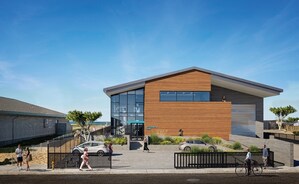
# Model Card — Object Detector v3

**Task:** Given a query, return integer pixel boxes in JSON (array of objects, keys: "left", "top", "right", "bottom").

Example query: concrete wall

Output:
[
  {"left": 230, "top": 134, "right": 294, "bottom": 167},
  {"left": 255, "top": 121, "right": 264, "bottom": 138},
  {"left": 0, "top": 114, "right": 68, "bottom": 146}
]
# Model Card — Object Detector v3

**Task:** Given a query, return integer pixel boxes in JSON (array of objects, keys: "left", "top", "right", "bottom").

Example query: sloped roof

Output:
[
  {"left": 103, "top": 66, "right": 283, "bottom": 98},
  {"left": 0, "top": 97, "right": 66, "bottom": 118}
]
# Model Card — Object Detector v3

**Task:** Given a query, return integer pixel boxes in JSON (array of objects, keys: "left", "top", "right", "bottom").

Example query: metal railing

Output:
[
  {"left": 174, "top": 151, "right": 274, "bottom": 169},
  {"left": 47, "top": 135, "right": 112, "bottom": 169},
  {"left": 274, "top": 133, "right": 299, "bottom": 143}
]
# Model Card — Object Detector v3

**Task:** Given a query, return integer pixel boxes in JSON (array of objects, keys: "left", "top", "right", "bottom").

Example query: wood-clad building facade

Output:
[{"left": 104, "top": 67, "right": 282, "bottom": 140}]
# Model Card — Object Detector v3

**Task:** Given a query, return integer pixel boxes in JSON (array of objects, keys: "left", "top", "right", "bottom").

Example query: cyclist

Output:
[{"left": 245, "top": 148, "right": 252, "bottom": 176}]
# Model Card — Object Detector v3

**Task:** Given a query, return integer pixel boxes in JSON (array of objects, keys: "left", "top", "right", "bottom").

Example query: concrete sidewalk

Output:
[
  {"left": 1, "top": 149, "right": 298, "bottom": 175},
  {"left": 0, "top": 164, "right": 298, "bottom": 175}
]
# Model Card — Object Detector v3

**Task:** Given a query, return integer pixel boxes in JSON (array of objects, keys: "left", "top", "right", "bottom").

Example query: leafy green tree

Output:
[
  {"left": 285, "top": 117, "right": 299, "bottom": 123},
  {"left": 66, "top": 110, "right": 102, "bottom": 141},
  {"left": 269, "top": 105, "right": 297, "bottom": 130}
]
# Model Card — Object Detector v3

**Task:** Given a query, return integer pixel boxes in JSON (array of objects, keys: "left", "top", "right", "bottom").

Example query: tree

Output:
[
  {"left": 66, "top": 110, "right": 102, "bottom": 141},
  {"left": 269, "top": 105, "right": 297, "bottom": 130}
]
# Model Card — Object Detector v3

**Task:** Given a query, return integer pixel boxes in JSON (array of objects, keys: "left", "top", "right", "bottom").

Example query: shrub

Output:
[
  {"left": 173, "top": 137, "right": 185, "bottom": 144},
  {"left": 201, "top": 134, "right": 213, "bottom": 144},
  {"left": 232, "top": 142, "right": 242, "bottom": 150},
  {"left": 160, "top": 140, "right": 172, "bottom": 145},
  {"left": 293, "top": 131, "right": 299, "bottom": 136},
  {"left": 249, "top": 145, "right": 260, "bottom": 152},
  {"left": 104, "top": 137, "right": 112, "bottom": 144},
  {"left": 164, "top": 136, "right": 174, "bottom": 144},
  {"left": 150, "top": 134, "right": 163, "bottom": 145},
  {"left": 212, "top": 137, "right": 222, "bottom": 145}
]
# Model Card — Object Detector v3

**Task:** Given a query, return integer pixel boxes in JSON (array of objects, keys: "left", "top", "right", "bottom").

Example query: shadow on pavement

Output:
[
  {"left": 294, "top": 160, "right": 299, "bottom": 166},
  {"left": 111, "top": 153, "right": 123, "bottom": 156}
]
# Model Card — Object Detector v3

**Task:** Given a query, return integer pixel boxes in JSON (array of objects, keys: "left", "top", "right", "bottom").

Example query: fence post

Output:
[{"left": 47, "top": 141, "right": 49, "bottom": 169}]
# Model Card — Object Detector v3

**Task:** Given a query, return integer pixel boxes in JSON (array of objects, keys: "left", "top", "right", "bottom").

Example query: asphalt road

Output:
[{"left": 0, "top": 173, "right": 298, "bottom": 184}]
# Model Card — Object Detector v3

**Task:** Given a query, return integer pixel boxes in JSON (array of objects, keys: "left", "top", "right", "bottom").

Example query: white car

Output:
[
  {"left": 179, "top": 140, "right": 217, "bottom": 152},
  {"left": 71, "top": 141, "right": 109, "bottom": 156}
]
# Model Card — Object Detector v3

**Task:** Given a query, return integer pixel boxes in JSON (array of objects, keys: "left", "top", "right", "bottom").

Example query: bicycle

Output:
[{"left": 235, "top": 159, "right": 263, "bottom": 176}]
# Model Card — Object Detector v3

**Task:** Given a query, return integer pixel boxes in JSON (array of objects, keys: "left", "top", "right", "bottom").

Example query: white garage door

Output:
[{"left": 231, "top": 104, "right": 256, "bottom": 137}]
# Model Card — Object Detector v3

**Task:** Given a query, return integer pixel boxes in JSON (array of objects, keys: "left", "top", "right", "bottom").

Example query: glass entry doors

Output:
[{"left": 129, "top": 122, "right": 144, "bottom": 141}]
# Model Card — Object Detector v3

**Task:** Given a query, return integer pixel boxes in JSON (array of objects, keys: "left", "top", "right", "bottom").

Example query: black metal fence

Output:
[
  {"left": 174, "top": 151, "right": 274, "bottom": 169},
  {"left": 48, "top": 153, "right": 111, "bottom": 169},
  {"left": 47, "top": 134, "right": 112, "bottom": 169},
  {"left": 274, "top": 133, "right": 299, "bottom": 144}
]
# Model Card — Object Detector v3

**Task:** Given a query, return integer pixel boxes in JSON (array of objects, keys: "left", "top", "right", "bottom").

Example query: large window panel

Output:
[
  {"left": 136, "top": 89, "right": 144, "bottom": 102},
  {"left": 135, "top": 103, "right": 143, "bottom": 113},
  {"left": 160, "top": 91, "right": 176, "bottom": 101},
  {"left": 111, "top": 103, "right": 119, "bottom": 113},
  {"left": 160, "top": 91, "right": 210, "bottom": 102},
  {"left": 177, "top": 92, "right": 193, "bottom": 101},
  {"left": 194, "top": 92, "right": 210, "bottom": 102},
  {"left": 111, "top": 95, "right": 119, "bottom": 103},
  {"left": 120, "top": 92, "right": 127, "bottom": 113}
]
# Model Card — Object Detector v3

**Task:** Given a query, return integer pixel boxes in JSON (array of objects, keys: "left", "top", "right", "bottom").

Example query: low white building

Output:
[{"left": 0, "top": 96, "right": 72, "bottom": 146}]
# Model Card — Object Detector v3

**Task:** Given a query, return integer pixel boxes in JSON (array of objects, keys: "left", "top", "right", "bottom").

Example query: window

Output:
[
  {"left": 194, "top": 92, "right": 210, "bottom": 102},
  {"left": 160, "top": 91, "right": 210, "bottom": 102},
  {"left": 110, "top": 88, "right": 144, "bottom": 135},
  {"left": 160, "top": 91, "right": 176, "bottom": 101},
  {"left": 177, "top": 92, "right": 193, "bottom": 101}
]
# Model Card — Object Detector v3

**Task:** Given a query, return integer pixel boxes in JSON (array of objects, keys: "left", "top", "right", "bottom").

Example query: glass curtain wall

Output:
[{"left": 111, "top": 88, "right": 144, "bottom": 135}]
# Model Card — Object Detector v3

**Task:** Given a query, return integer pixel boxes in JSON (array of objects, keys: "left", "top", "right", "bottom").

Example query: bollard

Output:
[{"left": 52, "top": 161, "right": 54, "bottom": 170}]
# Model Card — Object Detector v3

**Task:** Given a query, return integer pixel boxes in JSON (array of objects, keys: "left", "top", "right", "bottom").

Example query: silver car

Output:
[
  {"left": 71, "top": 141, "right": 109, "bottom": 156},
  {"left": 179, "top": 140, "right": 216, "bottom": 152}
]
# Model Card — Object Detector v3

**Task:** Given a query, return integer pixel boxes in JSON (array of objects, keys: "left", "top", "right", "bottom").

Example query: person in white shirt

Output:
[
  {"left": 79, "top": 148, "right": 92, "bottom": 171},
  {"left": 15, "top": 144, "right": 23, "bottom": 171},
  {"left": 262, "top": 145, "right": 269, "bottom": 169},
  {"left": 245, "top": 148, "right": 252, "bottom": 175}
]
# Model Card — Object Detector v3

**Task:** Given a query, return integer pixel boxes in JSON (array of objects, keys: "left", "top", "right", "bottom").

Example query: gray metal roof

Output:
[
  {"left": 0, "top": 97, "right": 66, "bottom": 118},
  {"left": 103, "top": 66, "right": 283, "bottom": 98}
]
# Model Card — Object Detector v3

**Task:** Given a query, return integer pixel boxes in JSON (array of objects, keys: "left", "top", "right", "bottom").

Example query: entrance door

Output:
[
  {"left": 130, "top": 123, "right": 144, "bottom": 141},
  {"left": 231, "top": 104, "right": 256, "bottom": 137}
]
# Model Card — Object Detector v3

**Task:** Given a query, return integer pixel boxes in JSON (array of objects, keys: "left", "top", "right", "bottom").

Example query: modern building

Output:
[
  {"left": 0, "top": 97, "right": 72, "bottom": 146},
  {"left": 103, "top": 67, "right": 282, "bottom": 140}
]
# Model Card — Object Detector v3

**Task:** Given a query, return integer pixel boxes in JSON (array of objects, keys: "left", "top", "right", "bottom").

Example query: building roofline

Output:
[
  {"left": 0, "top": 110, "right": 66, "bottom": 118},
  {"left": 103, "top": 66, "right": 283, "bottom": 97}
]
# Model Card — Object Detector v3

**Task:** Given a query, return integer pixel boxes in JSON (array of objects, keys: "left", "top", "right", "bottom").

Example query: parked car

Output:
[
  {"left": 179, "top": 140, "right": 216, "bottom": 152},
  {"left": 71, "top": 141, "right": 109, "bottom": 156}
]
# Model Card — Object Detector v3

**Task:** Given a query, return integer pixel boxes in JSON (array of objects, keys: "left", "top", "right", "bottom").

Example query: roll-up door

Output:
[{"left": 231, "top": 104, "right": 256, "bottom": 137}]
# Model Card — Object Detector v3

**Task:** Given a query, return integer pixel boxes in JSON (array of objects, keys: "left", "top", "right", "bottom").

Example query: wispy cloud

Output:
[{"left": 0, "top": 61, "right": 41, "bottom": 89}]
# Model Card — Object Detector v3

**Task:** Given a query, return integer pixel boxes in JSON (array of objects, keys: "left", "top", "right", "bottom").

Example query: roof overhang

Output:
[
  {"left": 211, "top": 75, "right": 282, "bottom": 98},
  {"left": 103, "top": 67, "right": 283, "bottom": 98}
]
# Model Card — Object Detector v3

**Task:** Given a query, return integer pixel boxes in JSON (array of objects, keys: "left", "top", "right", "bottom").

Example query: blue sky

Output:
[{"left": 0, "top": 0, "right": 299, "bottom": 121}]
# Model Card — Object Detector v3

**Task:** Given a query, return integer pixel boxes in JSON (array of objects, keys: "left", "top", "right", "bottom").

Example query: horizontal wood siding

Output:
[{"left": 144, "top": 71, "right": 231, "bottom": 140}]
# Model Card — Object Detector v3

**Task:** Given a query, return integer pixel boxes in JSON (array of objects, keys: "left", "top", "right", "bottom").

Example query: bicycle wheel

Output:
[
  {"left": 252, "top": 165, "right": 263, "bottom": 176},
  {"left": 235, "top": 164, "right": 247, "bottom": 177}
]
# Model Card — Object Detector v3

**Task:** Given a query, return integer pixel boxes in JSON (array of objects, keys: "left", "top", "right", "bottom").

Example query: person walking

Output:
[
  {"left": 79, "top": 148, "right": 92, "bottom": 171},
  {"left": 24, "top": 147, "right": 31, "bottom": 171},
  {"left": 143, "top": 137, "right": 149, "bottom": 152},
  {"left": 15, "top": 144, "right": 23, "bottom": 171},
  {"left": 245, "top": 148, "right": 252, "bottom": 176},
  {"left": 108, "top": 143, "right": 113, "bottom": 155},
  {"left": 262, "top": 145, "right": 269, "bottom": 169}
]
